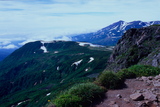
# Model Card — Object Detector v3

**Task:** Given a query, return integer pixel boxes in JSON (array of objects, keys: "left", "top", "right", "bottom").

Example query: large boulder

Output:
[{"left": 142, "top": 90, "right": 157, "bottom": 101}]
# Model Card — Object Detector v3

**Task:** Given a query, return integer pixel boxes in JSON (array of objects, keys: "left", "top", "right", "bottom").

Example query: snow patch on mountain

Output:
[
  {"left": 120, "top": 22, "right": 131, "bottom": 30},
  {"left": 71, "top": 59, "right": 83, "bottom": 66},
  {"left": 57, "top": 66, "right": 59, "bottom": 70},
  {"left": 110, "top": 25, "right": 119, "bottom": 31},
  {"left": 40, "top": 46, "right": 48, "bottom": 53},
  {"left": 88, "top": 57, "right": 94, "bottom": 63},
  {"left": 17, "top": 100, "right": 28, "bottom": 106},
  {"left": 40, "top": 41, "right": 48, "bottom": 53},
  {"left": 85, "top": 68, "right": 89, "bottom": 71},
  {"left": 46, "top": 93, "right": 51, "bottom": 96}
]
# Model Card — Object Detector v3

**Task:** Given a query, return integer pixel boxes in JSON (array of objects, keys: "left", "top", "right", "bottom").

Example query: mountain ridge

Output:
[
  {"left": 71, "top": 20, "right": 160, "bottom": 46},
  {"left": 106, "top": 25, "right": 160, "bottom": 72},
  {"left": 0, "top": 40, "right": 112, "bottom": 107}
]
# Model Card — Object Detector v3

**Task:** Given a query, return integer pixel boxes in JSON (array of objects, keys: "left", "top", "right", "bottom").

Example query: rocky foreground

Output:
[{"left": 94, "top": 74, "right": 160, "bottom": 107}]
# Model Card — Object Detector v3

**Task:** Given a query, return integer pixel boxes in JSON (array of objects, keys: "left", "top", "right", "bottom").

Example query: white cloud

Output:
[
  {"left": 0, "top": 41, "right": 11, "bottom": 45},
  {"left": 0, "top": 0, "right": 159, "bottom": 43},
  {"left": 0, "top": 44, "right": 18, "bottom": 49}
]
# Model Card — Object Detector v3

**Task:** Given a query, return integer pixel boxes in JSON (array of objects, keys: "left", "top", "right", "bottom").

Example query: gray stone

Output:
[
  {"left": 148, "top": 76, "right": 153, "bottom": 80},
  {"left": 109, "top": 101, "right": 116, "bottom": 105},
  {"left": 152, "top": 59, "right": 159, "bottom": 67},
  {"left": 130, "top": 93, "right": 144, "bottom": 101},
  {"left": 143, "top": 90, "right": 157, "bottom": 101},
  {"left": 145, "top": 82, "right": 151, "bottom": 86},
  {"left": 155, "top": 75, "right": 160, "bottom": 80},
  {"left": 153, "top": 81, "right": 160, "bottom": 87},
  {"left": 124, "top": 98, "right": 130, "bottom": 103},
  {"left": 137, "top": 77, "right": 143, "bottom": 81},
  {"left": 141, "top": 76, "right": 148, "bottom": 81},
  {"left": 113, "top": 104, "right": 119, "bottom": 107}
]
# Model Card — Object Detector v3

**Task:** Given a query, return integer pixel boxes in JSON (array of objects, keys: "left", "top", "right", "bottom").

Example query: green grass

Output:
[
  {"left": 123, "top": 65, "right": 160, "bottom": 77},
  {"left": 116, "top": 69, "right": 136, "bottom": 81},
  {"left": 116, "top": 65, "right": 160, "bottom": 82},
  {"left": 53, "top": 94, "right": 82, "bottom": 107},
  {"left": 53, "top": 83, "right": 105, "bottom": 107}
]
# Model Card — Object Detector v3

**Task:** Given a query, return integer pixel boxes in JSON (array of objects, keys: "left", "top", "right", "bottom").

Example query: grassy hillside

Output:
[{"left": 0, "top": 41, "right": 112, "bottom": 107}]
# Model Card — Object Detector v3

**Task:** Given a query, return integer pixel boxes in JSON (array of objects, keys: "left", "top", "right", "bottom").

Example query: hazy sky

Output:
[{"left": 0, "top": 0, "right": 160, "bottom": 48}]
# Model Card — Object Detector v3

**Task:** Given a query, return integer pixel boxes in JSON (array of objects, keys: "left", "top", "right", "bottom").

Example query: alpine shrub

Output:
[
  {"left": 53, "top": 82, "right": 105, "bottom": 107},
  {"left": 116, "top": 69, "right": 136, "bottom": 81},
  {"left": 125, "top": 65, "right": 160, "bottom": 77},
  {"left": 53, "top": 94, "right": 82, "bottom": 107},
  {"left": 96, "top": 71, "right": 123, "bottom": 89}
]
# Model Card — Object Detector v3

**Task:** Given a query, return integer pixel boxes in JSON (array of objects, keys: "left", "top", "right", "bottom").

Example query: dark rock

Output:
[
  {"left": 139, "top": 102, "right": 149, "bottom": 107},
  {"left": 148, "top": 76, "right": 153, "bottom": 80},
  {"left": 155, "top": 35, "right": 160, "bottom": 40},
  {"left": 106, "top": 26, "right": 160, "bottom": 72}
]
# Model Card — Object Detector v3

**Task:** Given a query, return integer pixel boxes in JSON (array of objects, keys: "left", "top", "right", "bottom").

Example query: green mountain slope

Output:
[{"left": 0, "top": 41, "right": 112, "bottom": 107}]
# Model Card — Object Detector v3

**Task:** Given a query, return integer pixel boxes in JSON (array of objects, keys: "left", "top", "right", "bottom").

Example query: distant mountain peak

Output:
[
  {"left": 72, "top": 20, "right": 160, "bottom": 46},
  {"left": 117, "top": 20, "right": 125, "bottom": 23}
]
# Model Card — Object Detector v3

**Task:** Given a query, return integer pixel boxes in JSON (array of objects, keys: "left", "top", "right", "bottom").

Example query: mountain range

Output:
[
  {"left": 71, "top": 20, "right": 160, "bottom": 46},
  {"left": 0, "top": 24, "right": 159, "bottom": 107},
  {"left": 1, "top": 20, "right": 160, "bottom": 61}
]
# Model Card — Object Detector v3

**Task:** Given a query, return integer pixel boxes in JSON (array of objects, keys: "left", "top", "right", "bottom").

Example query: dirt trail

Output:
[{"left": 93, "top": 78, "right": 159, "bottom": 107}]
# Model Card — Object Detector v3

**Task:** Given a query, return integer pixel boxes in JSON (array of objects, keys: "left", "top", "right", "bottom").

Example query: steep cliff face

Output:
[{"left": 106, "top": 25, "right": 160, "bottom": 72}]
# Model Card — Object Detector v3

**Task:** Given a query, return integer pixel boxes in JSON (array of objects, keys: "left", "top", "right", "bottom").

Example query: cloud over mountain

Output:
[{"left": 0, "top": 0, "right": 160, "bottom": 43}]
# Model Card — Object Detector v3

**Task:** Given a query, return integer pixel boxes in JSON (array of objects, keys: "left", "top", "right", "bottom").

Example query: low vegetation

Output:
[
  {"left": 53, "top": 94, "right": 82, "bottom": 107},
  {"left": 51, "top": 65, "right": 160, "bottom": 107},
  {"left": 117, "top": 65, "right": 160, "bottom": 79},
  {"left": 95, "top": 71, "right": 123, "bottom": 89},
  {"left": 52, "top": 83, "right": 105, "bottom": 107}
]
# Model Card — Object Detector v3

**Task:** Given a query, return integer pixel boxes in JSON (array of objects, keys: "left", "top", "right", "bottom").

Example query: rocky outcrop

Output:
[
  {"left": 128, "top": 74, "right": 160, "bottom": 107},
  {"left": 94, "top": 74, "right": 160, "bottom": 107},
  {"left": 106, "top": 25, "right": 160, "bottom": 72}
]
